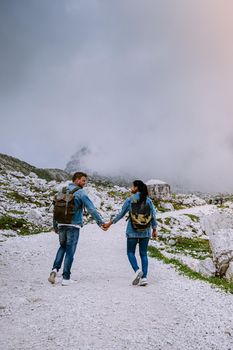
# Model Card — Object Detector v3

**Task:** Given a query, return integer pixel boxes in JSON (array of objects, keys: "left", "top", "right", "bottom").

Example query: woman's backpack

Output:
[
  {"left": 53, "top": 186, "right": 81, "bottom": 224},
  {"left": 129, "top": 198, "right": 152, "bottom": 231}
]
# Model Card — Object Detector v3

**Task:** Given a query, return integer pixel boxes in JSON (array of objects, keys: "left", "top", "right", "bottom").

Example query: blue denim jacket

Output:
[
  {"left": 65, "top": 183, "right": 104, "bottom": 227},
  {"left": 111, "top": 192, "right": 157, "bottom": 238}
]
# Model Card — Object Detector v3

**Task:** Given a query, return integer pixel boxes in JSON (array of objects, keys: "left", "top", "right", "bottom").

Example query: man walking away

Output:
[{"left": 48, "top": 172, "right": 105, "bottom": 286}]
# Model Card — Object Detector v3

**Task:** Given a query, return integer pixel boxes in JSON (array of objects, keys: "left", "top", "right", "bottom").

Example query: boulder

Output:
[
  {"left": 26, "top": 209, "right": 43, "bottom": 225},
  {"left": 200, "top": 213, "right": 233, "bottom": 276},
  {"left": 198, "top": 258, "right": 216, "bottom": 277},
  {"left": 146, "top": 179, "right": 171, "bottom": 199},
  {"left": 161, "top": 202, "right": 174, "bottom": 211}
]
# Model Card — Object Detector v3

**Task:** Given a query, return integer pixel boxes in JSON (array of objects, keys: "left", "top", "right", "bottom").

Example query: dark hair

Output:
[
  {"left": 72, "top": 172, "right": 88, "bottom": 182},
  {"left": 133, "top": 180, "right": 148, "bottom": 203}
]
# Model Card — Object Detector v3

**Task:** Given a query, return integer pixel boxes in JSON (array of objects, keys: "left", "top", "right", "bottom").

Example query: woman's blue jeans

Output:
[
  {"left": 52, "top": 226, "right": 80, "bottom": 280},
  {"left": 127, "top": 237, "right": 150, "bottom": 278}
]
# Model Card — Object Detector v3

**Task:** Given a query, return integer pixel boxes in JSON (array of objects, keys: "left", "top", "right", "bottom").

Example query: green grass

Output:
[
  {"left": 107, "top": 190, "right": 130, "bottom": 201},
  {"left": 164, "top": 217, "right": 172, "bottom": 225},
  {"left": 152, "top": 200, "right": 168, "bottom": 213},
  {"left": 8, "top": 209, "right": 25, "bottom": 215},
  {"left": 6, "top": 191, "right": 45, "bottom": 207},
  {"left": 172, "top": 203, "right": 187, "bottom": 210},
  {"left": 0, "top": 215, "right": 44, "bottom": 235},
  {"left": 174, "top": 236, "right": 211, "bottom": 254},
  {"left": 159, "top": 227, "right": 171, "bottom": 234},
  {"left": 6, "top": 191, "right": 27, "bottom": 203},
  {"left": 158, "top": 235, "right": 211, "bottom": 259},
  {"left": 148, "top": 245, "right": 233, "bottom": 293},
  {"left": 184, "top": 214, "right": 200, "bottom": 222}
]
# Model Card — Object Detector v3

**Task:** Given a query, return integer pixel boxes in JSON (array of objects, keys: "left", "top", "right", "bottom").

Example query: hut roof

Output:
[{"left": 146, "top": 179, "right": 167, "bottom": 185}]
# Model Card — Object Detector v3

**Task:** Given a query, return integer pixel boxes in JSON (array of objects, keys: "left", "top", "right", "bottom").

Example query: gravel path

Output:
[{"left": 0, "top": 222, "right": 232, "bottom": 350}]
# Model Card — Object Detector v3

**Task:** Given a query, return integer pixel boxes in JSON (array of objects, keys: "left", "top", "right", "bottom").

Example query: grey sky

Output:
[{"left": 1, "top": 0, "right": 233, "bottom": 192}]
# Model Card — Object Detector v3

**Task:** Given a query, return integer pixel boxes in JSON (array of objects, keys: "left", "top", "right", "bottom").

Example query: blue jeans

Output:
[
  {"left": 52, "top": 226, "right": 80, "bottom": 280},
  {"left": 127, "top": 237, "right": 150, "bottom": 278}
]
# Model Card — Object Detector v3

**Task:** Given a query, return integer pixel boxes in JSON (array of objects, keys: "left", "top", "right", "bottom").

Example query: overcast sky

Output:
[{"left": 1, "top": 0, "right": 233, "bottom": 192}]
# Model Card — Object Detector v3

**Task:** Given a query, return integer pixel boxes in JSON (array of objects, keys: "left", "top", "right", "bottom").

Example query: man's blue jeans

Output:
[
  {"left": 52, "top": 226, "right": 80, "bottom": 280},
  {"left": 127, "top": 237, "right": 150, "bottom": 278}
]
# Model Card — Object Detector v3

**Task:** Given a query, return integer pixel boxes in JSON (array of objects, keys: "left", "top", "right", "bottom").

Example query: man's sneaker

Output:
[
  {"left": 132, "top": 269, "right": 143, "bottom": 285},
  {"left": 139, "top": 278, "right": 148, "bottom": 286},
  {"left": 61, "top": 278, "right": 70, "bottom": 286},
  {"left": 48, "top": 270, "right": 57, "bottom": 284}
]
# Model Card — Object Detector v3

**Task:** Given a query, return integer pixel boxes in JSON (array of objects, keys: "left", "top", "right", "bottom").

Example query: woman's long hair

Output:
[{"left": 133, "top": 180, "right": 149, "bottom": 203}]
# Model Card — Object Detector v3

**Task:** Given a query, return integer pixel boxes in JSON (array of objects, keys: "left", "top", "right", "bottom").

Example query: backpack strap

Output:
[
  {"left": 61, "top": 186, "right": 81, "bottom": 194},
  {"left": 126, "top": 196, "right": 137, "bottom": 221},
  {"left": 130, "top": 195, "right": 138, "bottom": 204},
  {"left": 70, "top": 186, "right": 81, "bottom": 194}
]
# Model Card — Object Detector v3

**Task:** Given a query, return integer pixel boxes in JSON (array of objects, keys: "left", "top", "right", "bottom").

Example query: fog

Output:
[{"left": 1, "top": 0, "right": 233, "bottom": 192}]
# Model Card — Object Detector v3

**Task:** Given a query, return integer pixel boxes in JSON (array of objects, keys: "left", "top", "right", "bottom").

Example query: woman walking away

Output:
[{"left": 103, "top": 180, "right": 157, "bottom": 286}]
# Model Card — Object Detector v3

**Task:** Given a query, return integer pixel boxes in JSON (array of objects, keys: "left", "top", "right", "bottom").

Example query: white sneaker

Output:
[
  {"left": 139, "top": 278, "right": 148, "bottom": 286},
  {"left": 61, "top": 279, "right": 77, "bottom": 286},
  {"left": 132, "top": 269, "right": 143, "bottom": 285},
  {"left": 61, "top": 279, "right": 70, "bottom": 286},
  {"left": 48, "top": 269, "right": 57, "bottom": 284}
]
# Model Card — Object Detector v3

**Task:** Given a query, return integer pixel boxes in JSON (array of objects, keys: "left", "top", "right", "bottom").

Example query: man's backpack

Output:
[
  {"left": 129, "top": 198, "right": 152, "bottom": 232},
  {"left": 53, "top": 186, "right": 81, "bottom": 224}
]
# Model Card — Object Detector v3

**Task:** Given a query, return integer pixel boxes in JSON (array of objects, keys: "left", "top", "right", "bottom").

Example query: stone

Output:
[
  {"left": 26, "top": 209, "right": 43, "bottom": 225},
  {"left": 198, "top": 258, "right": 216, "bottom": 277},
  {"left": 168, "top": 239, "right": 176, "bottom": 246},
  {"left": 146, "top": 179, "right": 171, "bottom": 199},
  {"left": 0, "top": 230, "right": 17, "bottom": 237},
  {"left": 161, "top": 202, "right": 174, "bottom": 211},
  {"left": 29, "top": 172, "right": 38, "bottom": 178},
  {"left": 225, "top": 261, "right": 233, "bottom": 282},
  {"left": 201, "top": 213, "right": 233, "bottom": 276}
]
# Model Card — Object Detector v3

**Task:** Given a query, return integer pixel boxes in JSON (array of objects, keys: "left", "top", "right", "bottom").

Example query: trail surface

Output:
[{"left": 0, "top": 222, "right": 232, "bottom": 350}]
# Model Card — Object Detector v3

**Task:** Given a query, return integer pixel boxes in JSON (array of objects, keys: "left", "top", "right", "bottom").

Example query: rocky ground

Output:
[
  {"left": 1, "top": 169, "right": 233, "bottom": 284},
  {"left": 1, "top": 167, "right": 233, "bottom": 349},
  {"left": 0, "top": 223, "right": 233, "bottom": 350}
]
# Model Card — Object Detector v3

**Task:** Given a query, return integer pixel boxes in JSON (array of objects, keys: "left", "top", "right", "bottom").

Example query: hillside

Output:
[
  {"left": 0, "top": 152, "right": 233, "bottom": 290},
  {"left": 0, "top": 153, "right": 70, "bottom": 182},
  {"left": 0, "top": 157, "right": 233, "bottom": 349}
]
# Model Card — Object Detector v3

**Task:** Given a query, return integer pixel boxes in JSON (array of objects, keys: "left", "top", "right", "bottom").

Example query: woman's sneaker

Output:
[
  {"left": 139, "top": 278, "right": 148, "bottom": 286},
  {"left": 48, "top": 270, "right": 57, "bottom": 284},
  {"left": 132, "top": 269, "right": 143, "bottom": 285}
]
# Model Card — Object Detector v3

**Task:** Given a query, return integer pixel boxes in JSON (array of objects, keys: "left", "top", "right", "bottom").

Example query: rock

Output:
[
  {"left": 146, "top": 179, "right": 171, "bottom": 199},
  {"left": 26, "top": 209, "right": 43, "bottom": 225},
  {"left": 201, "top": 213, "right": 233, "bottom": 276},
  {"left": 29, "top": 172, "right": 38, "bottom": 178},
  {"left": 161, "top": 202, "right": 174, "bottom": 211},
  {"left": 181, "top": 195, "right": 206, "bottom": 206},
  {"left": 226, "top": 261, "right": 233, "bottom": 282},
  {"left": 0, "top": 230, "right": 17, "bottom": 237},
  {"left": 179, "top": 256, "right": 200, "bottom": 273},
  {"left": 168, "top": 239, "right": 176, "bottom": 246},
  {"left": 0, "top": 234, "right": 7, "bottom": 242},
  {"left": 198, "top": 258, "right": 216, "bottom": 277}
]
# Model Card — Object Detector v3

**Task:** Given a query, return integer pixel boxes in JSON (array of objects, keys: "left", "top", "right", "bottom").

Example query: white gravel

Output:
[{"left": 0, "top": 222, "right": 233, "bottom": 350}]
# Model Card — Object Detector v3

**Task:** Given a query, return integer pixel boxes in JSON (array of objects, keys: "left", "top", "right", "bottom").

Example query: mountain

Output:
[
  {"left": 65, "top": 146, "right": 132, "bottom": 187},
  {"left": 0, "top": 153, "right": 70, "bottom": 182}
]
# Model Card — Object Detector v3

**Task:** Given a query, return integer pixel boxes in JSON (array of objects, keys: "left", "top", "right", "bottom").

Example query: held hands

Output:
[{"left": 102, "top": 221, "right": 113, "bottom": 231}]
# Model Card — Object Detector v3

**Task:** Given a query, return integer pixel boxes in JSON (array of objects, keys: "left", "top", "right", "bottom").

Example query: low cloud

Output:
[{"left": 0, "top": 0, "right": 233, "bottom": 192}]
